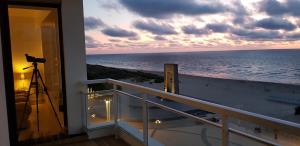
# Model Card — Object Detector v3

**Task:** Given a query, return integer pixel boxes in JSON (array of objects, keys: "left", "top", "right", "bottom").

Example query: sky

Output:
[{"left": 83, "top": 0, "right": 300, "bottom": 54}]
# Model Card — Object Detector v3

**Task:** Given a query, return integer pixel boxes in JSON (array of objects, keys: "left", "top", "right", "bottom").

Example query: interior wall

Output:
[
  {"left": 61, "top": 0, "right": 87, "bottom": 135},
  {"left": 9, "top": 10, "right": 46, "bottom": 90},
  {"left": 0, "top": 30, "right": 11, "bottom": 146}
]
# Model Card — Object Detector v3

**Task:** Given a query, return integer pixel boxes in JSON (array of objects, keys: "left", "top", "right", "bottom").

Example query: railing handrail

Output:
[{"left": 82, "top": 78, "right": 300, "bottom": 142}]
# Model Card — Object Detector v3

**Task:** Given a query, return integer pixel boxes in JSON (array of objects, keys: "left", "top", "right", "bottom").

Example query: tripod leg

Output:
[
  {"left": 37, "top": 70, "right": 63, "bottom": 130},
  {"left": 19, "top": 71, "right": 35, "bottom": 130},
  {"left": 35, "top": 69, "right": 40, "bottom": 132}
]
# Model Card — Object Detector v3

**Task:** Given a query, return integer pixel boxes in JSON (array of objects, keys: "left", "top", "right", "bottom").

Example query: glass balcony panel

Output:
[
  {"left": 147, "top": 102, "right": 222, "bottom": 146},
  {"left": 229, "top": 132, "right": 269, "bottom": 146},
  {"left": 86, "top": 88, "right": 114, "bottom": 127},
  {"left": 228, "top": 118, "right": 300, "bottom": 146},
  {"left": 118, "top": 93, "right": 144, "bottom": 133}
]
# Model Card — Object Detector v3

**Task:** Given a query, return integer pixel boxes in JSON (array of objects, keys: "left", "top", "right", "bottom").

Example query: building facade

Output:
[{"left": 0, "top": 0, "right": 87, "bottom": 145}]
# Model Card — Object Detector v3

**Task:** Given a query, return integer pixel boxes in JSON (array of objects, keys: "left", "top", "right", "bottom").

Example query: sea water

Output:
[{"left": 87, "top": 49, "right": 300, "bottom": 85}]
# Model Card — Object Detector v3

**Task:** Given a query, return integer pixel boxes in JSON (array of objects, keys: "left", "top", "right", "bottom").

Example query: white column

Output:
[
  {"left": 0, "top": 30, "right": 10, "bottom": 146},
  {"left": 61, "top": 0, "right": 87, "bottom": 135}
]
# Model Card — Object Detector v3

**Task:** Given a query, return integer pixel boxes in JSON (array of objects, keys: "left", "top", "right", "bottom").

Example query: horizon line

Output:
[{"left": 86, "top": 48, "right": 300, "bottom": 55}]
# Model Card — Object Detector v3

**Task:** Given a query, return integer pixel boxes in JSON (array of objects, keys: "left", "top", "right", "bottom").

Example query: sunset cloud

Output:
[
  {"left": 83, "top": 0, "right": 300, "bottom": 54},
  {"left": 134, "top": 20, "right": 177, "bottom": 35},
  {"left": 260, "top": 0, "right": 300, "bottom": 17},
  {"left": 84, "top": 17, "right": 105, "bottom": 30},
  {"left": 182, "top": 25, "right": 207, "bottom": 35},
  {"left": 119, "top": 0, "right": 226, "bottom": 18},
  {"left": 101, "top": 27, "right": 137, "bottom": 37},
  {"left": 153, "top": 36, "right": 167, "bottom": 41},
  {"left": 231, "top": 29, "right": 282, "bottom": 40},
  {"left": 206, "top": 23, "right": 231, "bottom": 33},
  {"left": 255, "top": 18, "right": 297, "bottom": 31},
  {"left": 85, "top": 35, "right": 103, "bottom": 48}
]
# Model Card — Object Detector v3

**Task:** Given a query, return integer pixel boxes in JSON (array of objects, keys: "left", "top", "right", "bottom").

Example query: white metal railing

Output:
[{"left": 82, "top": 78, "right": 300, "bottom": 146}]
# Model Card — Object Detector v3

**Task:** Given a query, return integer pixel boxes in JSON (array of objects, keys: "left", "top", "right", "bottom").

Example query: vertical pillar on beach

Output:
[{"left": 164, "top": 64, "right": 179, "bottom": 94}]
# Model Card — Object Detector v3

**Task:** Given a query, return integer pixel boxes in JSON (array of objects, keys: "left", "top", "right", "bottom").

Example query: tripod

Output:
[{"left": 19, "top": 62, "right": 63, "bottom": 132}]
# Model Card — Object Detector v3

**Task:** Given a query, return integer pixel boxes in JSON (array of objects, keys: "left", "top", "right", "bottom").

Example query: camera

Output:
[{"left": 25, "top": 54, "right": 46, "bottom": 63}]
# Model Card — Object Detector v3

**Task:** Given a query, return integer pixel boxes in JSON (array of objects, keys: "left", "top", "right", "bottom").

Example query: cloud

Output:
[
  {"left": 128, "top": 36, "right": 140, "bottom": 41},
  {"left": 231, "top": 28, "right": 282, "bottom": 40},
  {"left": 119, "top": 0, "right": 226, "bottom": 18},
  {"left": 101, "top": 27, "right": 137, "bottom": 37},
  {"left": 84, "top": 17, "right": 105, "bottom": 30},
  {"left": 109, "top": 39, "right": 122, "bottom": 42},
  {"left": 255, "top": 18, "right": 296, "bottom": 31},
  {"left": 133, "top": 20, "right": 177, "bottom": 35},
  {"left": 181, "top": 25, "right": 207, "bottom": 35},
  {"left": 230, "top": 0, "right": 249, "bottom": 24},
  {"left": 153, "top": 36, "right": 167, "bottom": 41},
  {"left": 206, "top": 23, "right": 230, "bottom": 33},
  {"left": 85, "top": 35, "right": 103, "bottom": 48},
  {"left": 97, "top": 0, "right": 121, "bottom": 11},
  {"left": 260, "top": 0, "right": 300, "bottom": 16},
  {"left": 287, "top": 33, "right": 300, "bottom": 40}
]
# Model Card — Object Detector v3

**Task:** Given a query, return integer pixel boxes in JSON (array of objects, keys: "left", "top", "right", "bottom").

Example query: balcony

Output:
[
  {"left": 81, "top": 79, "right": 300, "bottom": 146},
  {"left": 38, "top": 136, "right": 129, "bottom": 146}
]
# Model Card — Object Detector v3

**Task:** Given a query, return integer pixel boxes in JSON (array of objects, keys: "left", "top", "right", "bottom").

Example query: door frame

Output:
[{"left": 0, "top": 1, "right": 68, "bottom": 145}]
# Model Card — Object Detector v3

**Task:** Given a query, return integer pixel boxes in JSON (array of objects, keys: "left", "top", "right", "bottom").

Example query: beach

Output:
[{"left": 134, "top": 72, "right": 300, "bottom": 122}]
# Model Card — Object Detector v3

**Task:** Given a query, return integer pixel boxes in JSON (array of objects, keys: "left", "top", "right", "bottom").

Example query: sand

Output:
[{"left": 133, "top": 73, "right": 300, "bottom": 123}]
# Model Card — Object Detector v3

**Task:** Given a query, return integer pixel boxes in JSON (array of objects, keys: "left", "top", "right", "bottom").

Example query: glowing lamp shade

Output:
[{"left": 20, "top": 73, "right": 25, "bottom": 80}]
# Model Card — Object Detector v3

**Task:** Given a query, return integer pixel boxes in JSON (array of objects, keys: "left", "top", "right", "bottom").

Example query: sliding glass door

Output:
[{"left": 7, "top": 5, "right": 66, "bottom": 143}]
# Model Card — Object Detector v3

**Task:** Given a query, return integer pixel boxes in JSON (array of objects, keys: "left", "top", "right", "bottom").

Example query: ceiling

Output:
[
  {"left": 8, "top": 0, "right": 61, "bottom": 4},
  {"left": 9, "top": 7, "right": 53, "bottom": 24}
]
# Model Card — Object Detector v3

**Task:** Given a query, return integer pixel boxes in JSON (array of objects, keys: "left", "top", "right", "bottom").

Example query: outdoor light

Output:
[
  {"left": 154, "top": 120, "right": 162, "bottom": 124},
  {"left": 104, "top": 98, "right": 111, "bottom": 121},
  {"left": 88, "top": 88, "right": 94, "bottom": 100},
  {"left": 91, "top": 114, "right": 96, "bottom": 118}
]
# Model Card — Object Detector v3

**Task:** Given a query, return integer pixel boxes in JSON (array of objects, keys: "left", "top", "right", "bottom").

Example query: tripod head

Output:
[
  {"left": 23, "top": 54, "right": 46, "bottom": 70},
  {"left": 25, "top": 54, "right": 46, "bottom": 63}
]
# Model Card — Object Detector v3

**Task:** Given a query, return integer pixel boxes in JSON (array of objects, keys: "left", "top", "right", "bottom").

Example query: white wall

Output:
[
  {"left": 61, "top": 0, "right": 87, "bottom": 135},
  {"left": 0, "top": 31, "right": 10, "bottom": 146},
  {"left": 0, "top": 1, "right": 87, "bottom": 143}
]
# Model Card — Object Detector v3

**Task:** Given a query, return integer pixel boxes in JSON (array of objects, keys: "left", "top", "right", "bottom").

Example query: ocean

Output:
[{"left": 87, "top": 49, "right": 300, "bottom": 85}]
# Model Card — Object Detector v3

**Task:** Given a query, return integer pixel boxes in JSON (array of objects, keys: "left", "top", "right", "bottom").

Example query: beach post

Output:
[{"left": 164, "top": 64, "right": 179, "bottom": 94}]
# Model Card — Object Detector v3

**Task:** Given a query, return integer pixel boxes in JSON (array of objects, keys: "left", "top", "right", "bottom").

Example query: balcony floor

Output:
[{"left": 38, "top": 136, "right": 130, "bottom": 146}]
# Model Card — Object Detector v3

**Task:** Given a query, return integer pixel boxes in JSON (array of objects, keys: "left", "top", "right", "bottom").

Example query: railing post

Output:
[
  {"left": 222, "top": 115, "right": 229, "bottom": 146},
  {"left": 80, "top": 84, "right": 89, "bottom": 131},
  {"left": 82, "top": 92, "right": 87, "bottom": 129},
  {"left": 113, "top": 84, "right": 119, "bottom": 139},
  {"left": 143, "top": 96, "right": 149, "bottom": 146},
  {"left": 82, "top": 86, "right": 89, "bottom": 130}
]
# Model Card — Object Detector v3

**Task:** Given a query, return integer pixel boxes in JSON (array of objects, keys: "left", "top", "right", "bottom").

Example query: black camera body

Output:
[{"left": 25, "top": 54, "right": 46, "bottom": 63}]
